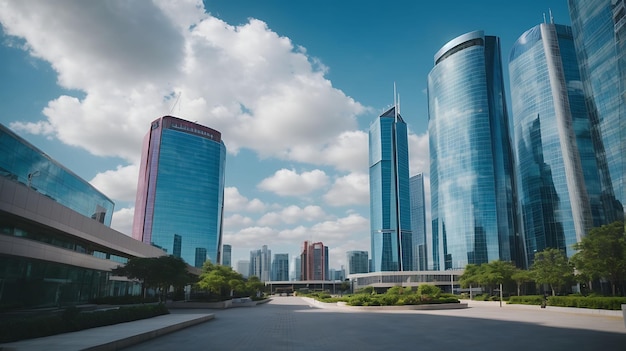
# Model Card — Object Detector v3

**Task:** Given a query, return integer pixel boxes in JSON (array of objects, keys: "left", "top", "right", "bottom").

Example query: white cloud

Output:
[
  {"left": 258, "top": 169, "right": 329, "bottom": 196},
  {"left": 111, "top": 207, "right": 134, "bottom": 236},
  {"left": 224, "top": 187, "right": 267, "bottom": 213},
  {"left": 324, "top": 172, "right": 369, "bottom": 206},
  {"left": 90, "top": 164, "right": 139, "bottom": 203},
  {"left": 0, "top": 0, "right": 366, "bottom": 164},
  {"left": 257, "top": 205, "right": 327, "bottom": 226},
  {"left": 409, "top": 131, "right": 429, "bottom": 176},
  {"left": 287, "top": 130, "right": 369, "bottom": 173},
  {"left": 223, "top": 213, "right": 255, "bottom": 231}
]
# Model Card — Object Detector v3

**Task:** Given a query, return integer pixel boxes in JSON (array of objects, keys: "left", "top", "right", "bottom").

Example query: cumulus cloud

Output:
[
  {"left": 90, "top": 164, "right": 139, "bottom": 203},
  {"left": 0, "top": 0, "right": 366, "bottom": 163},
  {"left": 257, "top": 205, "right": 327, "bottom": 226},
  {"left": 324, "top": 172, "right": 369, "bottom": 206},
  {"left": 258, "top": 169, "right": 329, "bottom": 196},
  {"left": 224, "top": 187, "right": 267, "bottom": 213},
  {"left": 111, "top": 207, "right": 134, "bottom": 236}
]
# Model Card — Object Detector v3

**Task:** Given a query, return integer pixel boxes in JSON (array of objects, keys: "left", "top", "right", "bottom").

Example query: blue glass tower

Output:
[
  {"left": 369, "top": 106, "right": 413, "bottom": 272},
  {"left": 569, "top": 0, "right": 626, "bottom": 224},
  {"left": 409, "top": 173, "right": 427, "bottom": 271},
  {"left": 428, "top": 31, "right": 520, "bottom": 270},
  {"left": 509, "top": 23, "right": 609, "bottom": 265},
  {"left": 133, "top": 116, "right": 226, "bottom": 267}
]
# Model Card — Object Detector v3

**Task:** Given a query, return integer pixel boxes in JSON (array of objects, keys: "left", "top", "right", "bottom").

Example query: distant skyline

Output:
[{"left": 0, "top": 0, "right": 571, "bottom": 269}]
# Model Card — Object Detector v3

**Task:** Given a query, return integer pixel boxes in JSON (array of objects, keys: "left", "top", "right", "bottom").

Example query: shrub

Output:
[
  {"left": 507, "top": 295, "right": 543, "bottom": 305},
  {"left": 348, "top": 294, "right": 372, "bottom": 306},
  {"left": 0, "top": 304, "right": 169, "bottom": 343},
  {"left": 417, "top": 284, "right": 441, "bottom": 297}
]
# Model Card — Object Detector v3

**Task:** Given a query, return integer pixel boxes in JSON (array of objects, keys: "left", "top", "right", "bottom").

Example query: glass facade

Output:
[
  {"left": 222, "top": 244, "right": 232, "bottom": 267},
  {"left": 250, "top": 245, "right": 271, "bottom": 282},
  {"left": 569, "top": 0, "right": 626, "bottom": 223},
  {"left": 409, "top": 174, "right": 427, "bottom": 270},
  {"left": 509, "top": 24, "right": 609, "bottom": 265},
  {"left": 271, "top": 253, "right": 289, "bottom": 281},
  {"left": 133, "top": 116, "right": 226, "bottom": 268},
  {"left": 369, "top": 107, "right": 413, "bottom": 271},
  {"left": 0, "top": 124, "right": 114, "bottom": 226},
  {"left": 428, "top": 31, "right": 520, "bottom": 270},
  {"left": 346, "top": 250, "right": 369, "bottom": 274}
]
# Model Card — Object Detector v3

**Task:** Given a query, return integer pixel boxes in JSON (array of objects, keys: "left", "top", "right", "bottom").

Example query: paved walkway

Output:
[{"left": 1, "top": 297, "right": 624, "bottom": 350}]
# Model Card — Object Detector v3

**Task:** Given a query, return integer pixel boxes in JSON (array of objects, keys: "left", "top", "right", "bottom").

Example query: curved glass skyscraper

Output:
[
  {"left": 133, "top": 116, "right": 226, "bottom": 267},
  {"left": 428, "top": 31, "right": 519, "bottom": 270},
  {"left": 369, "top": 106, "right": 413, "bottom": 271},
  {"left": 569, "top": 0, "right": 625, "bottom": 223},
  {"left": 509, "top": 23, "right": 608, "bottom": 265}
]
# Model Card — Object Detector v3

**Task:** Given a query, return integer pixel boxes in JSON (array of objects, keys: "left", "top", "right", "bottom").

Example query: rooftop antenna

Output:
[
  {"left": 543, "top": 12, "right": 547, "bottom": 23},
  {"left": 393, "top": 82, "right": 398, "bottom": 122},
  {"left": 549, "top": 8, "right": 554, "bottom": 24},
  {"left": 170, "top": 91, "right": 181, "bottom": 114}
]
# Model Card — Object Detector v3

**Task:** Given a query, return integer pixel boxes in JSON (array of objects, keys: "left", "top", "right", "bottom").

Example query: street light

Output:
[{"left": 27, "top": 171, "right": 40, "bottom": 188}]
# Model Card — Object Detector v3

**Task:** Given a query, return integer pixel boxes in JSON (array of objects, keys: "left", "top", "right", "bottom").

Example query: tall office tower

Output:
[
  {"left": 271, "top": 253, "right": 289, "bottom": 281},
  {"left": 509, "top": 23, "right": 609, "bottom": 265},
  {"left": 428, "top": 31, "right": 520, "bottom": 270},
  {"left": 569, "top": 0, "right": 626, "bottom": 223},
  {"left": 300, "top": 241, "right": 329, "bottom": 280},
  {"left": 409, "top": 174, "right": 427, "bottom": 270},
  {"left": 236, "top": 260, "right": 250, "bottom": 278},
  {"left": 221, "top": 244, "right": 232, "bottom": 267},
  {"left": 369, "top": 105, "right": 413, "bottom": 271},
  {"left": 346, "top": 250, "right": 369, "bottom": 274},
  {"left": 249, "top": 245, "right": 271, "bottom": 282},
  {"left": 132, "top": 116, "right": 226, "bottom": 268}
]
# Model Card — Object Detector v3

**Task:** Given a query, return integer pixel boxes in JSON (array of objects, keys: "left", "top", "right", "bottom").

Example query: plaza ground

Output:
[{"left": 1, "top": 296, "right": 624, "bottom": 350}]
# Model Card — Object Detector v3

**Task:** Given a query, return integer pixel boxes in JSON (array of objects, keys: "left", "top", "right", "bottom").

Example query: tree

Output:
[
  {"left": 197, "top": 261, "right": 247, "bottom": 299},
  {"left": 112, "top": 255, "right": 195, "bottom": 300},
  {"left": 530, "top": 248, "right": 574, "bottom": 296},
  {"left": 511, "top": 269, "right": 533, "bottom": 296},
  {"left": 572, "top": 221, "right": 626, "bottom": 296},
  {"left": 459, "top": 264, "right": 483, "bottom": 292}
]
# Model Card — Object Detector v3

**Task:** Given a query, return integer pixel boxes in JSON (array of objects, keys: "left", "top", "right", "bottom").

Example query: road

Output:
[{"left": 124, "top": 296, "right": 626, "bottom": 351}]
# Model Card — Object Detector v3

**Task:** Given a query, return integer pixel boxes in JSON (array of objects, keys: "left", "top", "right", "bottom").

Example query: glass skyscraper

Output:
[
  {"left": 569, "top": 0, "right": 626, "bottom": 224},
  {"left": 409, "top": 174, "right": 427, "bottom": 271},
  {"left": 271, "top": 253, "right": 289, "bottom": 281},
  {"left": 369, "top": 106, "right": 413, "bottom": 271},
  {"left": 428, "top": 31, "right": 520, "bottom": 270},
  {"left": 509, "top": 23, "right": 609, "bottom": 265},
  {"left": 346, "top": 250, "right": 369, "bottom": 274},
  {"left": 250, "top": 245, "right": 271, "bottom": 282},
  {"left": 222, "top": 244, "right": 232, "bottom": 267},
  {"left": 132, "top": 116, "right": 226, "bottom": 268}
]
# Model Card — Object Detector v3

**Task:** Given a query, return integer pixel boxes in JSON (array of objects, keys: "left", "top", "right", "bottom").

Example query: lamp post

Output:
[{"left": 27, "top": 171, "right": 40, "bottom": 188}]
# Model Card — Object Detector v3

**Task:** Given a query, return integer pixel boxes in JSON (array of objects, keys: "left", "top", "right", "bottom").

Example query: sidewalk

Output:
[{"left": 0, "top": 312, "right": 214, "bottom": 351}]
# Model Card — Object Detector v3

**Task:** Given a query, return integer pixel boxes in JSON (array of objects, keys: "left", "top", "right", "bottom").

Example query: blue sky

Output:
[{"left": 0, "top": 0, "right": 571, "bottom": 271}]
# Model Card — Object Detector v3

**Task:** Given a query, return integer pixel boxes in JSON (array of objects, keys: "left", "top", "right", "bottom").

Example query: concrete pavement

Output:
[{"left": 1, "top": 297, "right": 624, "bottom": 350}]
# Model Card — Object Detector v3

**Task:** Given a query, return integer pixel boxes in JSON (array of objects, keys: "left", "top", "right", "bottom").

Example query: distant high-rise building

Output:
[
  {"left": 369, "top": 105, "right": 413, "bottom": 271},
  {"left": 409, "top": 174, "right": 427, "bottom": 271},
  {"left": 132, "top": 116, "right": 226, "bottom": 268},
  {"left": 292, "top": 256, "right": 301, "bottom": 281},
  {"left": 222, "top": 244, "right": 232, "bottom": 267},
  {"left": 250, "top": 245, "right": 271, "bottom": 282},
  {"left": 271, "top": 253, "right": 289, "bottom": 281},
  {"left": 569, "top": 0, "right": 625, "bottom": 223},
  {"left": 236, "top": 260, "right": 250, "bottom": 278},
  {"left": 428, "top": 31, "right": 520, "bottom": 270},
  {"left": 346, "top": 250, "right": 369, "bottom": 274},
  {"left": 173, "top": 234, "right": 182, "bottom": 258},
  {"left": 300, "top": 241, "right": 328, "bottom": 280},
  {"left": 509, "top": 23, "right": 609, "bottom": 265}
]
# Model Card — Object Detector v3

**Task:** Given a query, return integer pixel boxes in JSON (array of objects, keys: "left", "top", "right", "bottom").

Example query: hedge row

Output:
[
  {"left": 507, "top": 295, "right": 626, "bottom": 310},
  {"left": 0, "top": 304, "right": 169, "bottom": 343}
]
